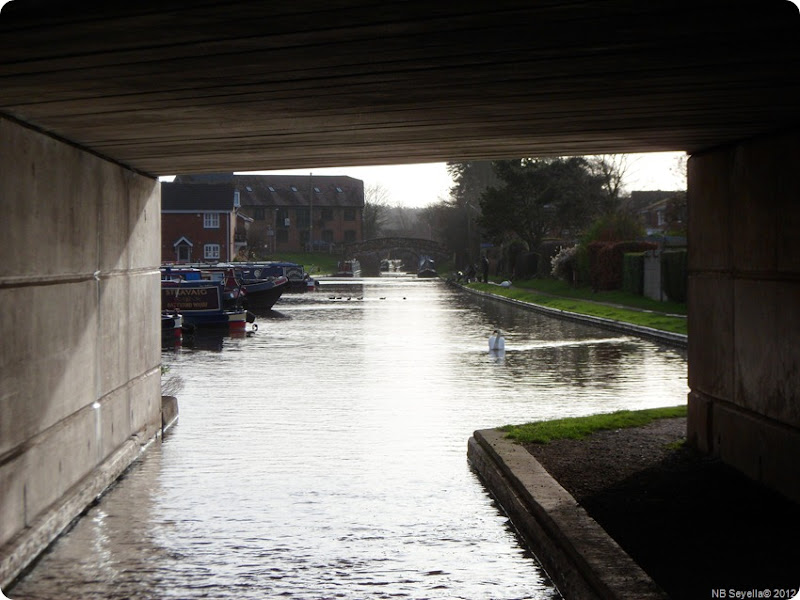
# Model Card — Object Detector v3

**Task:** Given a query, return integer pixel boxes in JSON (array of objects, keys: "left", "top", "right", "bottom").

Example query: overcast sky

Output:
[{"left": 246, "top": 151, "right": 687, "bottom": 208}]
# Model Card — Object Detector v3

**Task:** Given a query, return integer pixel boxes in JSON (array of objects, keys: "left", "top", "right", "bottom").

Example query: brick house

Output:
[
  {"left": 627, "top": 190, "right": 687, "bottom": 235},
  {"left": 175, "top": 173, "right": 364, "bottom": 255},
  {"left": 161, "top": 182, "right": 248, "bottom": 263}
]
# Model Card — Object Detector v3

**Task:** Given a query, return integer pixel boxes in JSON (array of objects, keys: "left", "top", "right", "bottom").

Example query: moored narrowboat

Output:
[
  {"left": 334, "top": 259, "right": 361, "bottom": 277},
  {"left": 161, "top": 278, "right": 252, "bottom": 331}
]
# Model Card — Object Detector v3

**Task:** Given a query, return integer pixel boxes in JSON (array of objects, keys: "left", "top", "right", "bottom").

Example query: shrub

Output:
[
  {"left": 581, "top": 212, "right": 645, "bottom": 245},
  {"left": 551, "top": 244, "right": 579, "bottom": 283},
  {"left": 623, "top": 252, "right": 646, "bottom": 295},
  {"left": 502, "top": 239, "right": 528, "bottom": 278},
  {"left": 514, "top": 251, "right": 539, "bottom": 279},
  {"left": 589, "top": 241, "right": 657, "bottom": 291},
  {"left": 661, "top": 249, "right": 687, "bottom": 302},
  {"left": 539, "top": 240, "right": 566, "bottom": 278}
]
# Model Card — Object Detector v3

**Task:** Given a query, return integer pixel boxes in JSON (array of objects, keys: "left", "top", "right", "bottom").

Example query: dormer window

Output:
[
  {"left": 314, "top": 187, "right": 321, "bottom": 193},
  {"left": 291, "top": 185, "right": 298, "bottom": 192},
  {"left": 268, "top": 186, "right": 276, "bottom": 192},
  {"left": 336, "top": 186, "right": 343, "bottom": 193}
]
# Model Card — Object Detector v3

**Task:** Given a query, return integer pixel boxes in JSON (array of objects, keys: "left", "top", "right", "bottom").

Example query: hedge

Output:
[
  {"left": 588, "top": 241, "right": 657, "bottom": 291},
  {"left": 622, "top": 252, "right": 646, "bottom": 295},
  {"left": 662, "top": 249, "right": 687, "bottom": 302},
  {"left": 514, "top": 251, "right": 539, "bottom": 279}
]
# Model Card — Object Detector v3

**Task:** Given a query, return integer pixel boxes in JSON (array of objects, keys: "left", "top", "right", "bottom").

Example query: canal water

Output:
[{"left": 10, "top": 276, "right": 688, "bottom": 600}]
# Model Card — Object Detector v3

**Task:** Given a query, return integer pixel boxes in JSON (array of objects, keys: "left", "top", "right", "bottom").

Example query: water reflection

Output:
[{"left": 12, "top": 276, "right": 686, "bottom": 600}]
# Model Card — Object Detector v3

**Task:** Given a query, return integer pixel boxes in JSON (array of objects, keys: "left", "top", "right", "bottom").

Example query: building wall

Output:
[
  {"left": 687, "top": 128, "right": 800, "bottom": 502},
  {"left": 161, "top": 211, "right": 233, "bottom": 262},
  {"left": 0, "top": 117, "right": 162, "bottom": 584},
  {"left": 248, "top": 205, "right": 363, "bottom": 253}
]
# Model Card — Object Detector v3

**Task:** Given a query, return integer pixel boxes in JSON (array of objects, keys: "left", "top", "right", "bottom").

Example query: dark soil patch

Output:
[{"left": 524, "top": 418, "right": 800, "bottom": 599}]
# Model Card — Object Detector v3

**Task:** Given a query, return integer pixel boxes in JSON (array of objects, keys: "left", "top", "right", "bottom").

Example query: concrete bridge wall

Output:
[
  {"left": 687, "top": 128, "right": 800, "bottom": 503},
  {"left": 0, "top": 117, "right": 162, "bottom": 586}
]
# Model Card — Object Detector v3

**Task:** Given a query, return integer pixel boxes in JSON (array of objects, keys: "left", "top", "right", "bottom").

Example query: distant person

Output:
[
  {"left": 481, "top": 254, "right": 489, "bottom": 283},
  {"left": 489, "top": 329, "right": 505, "bottom": 351}
]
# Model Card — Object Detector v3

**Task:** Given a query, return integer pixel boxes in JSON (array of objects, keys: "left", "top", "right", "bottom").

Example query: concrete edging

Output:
[
  {"left": 161, "top": 395, "right": 179, "bottom": 435},
  {"left": 468, "top": 429, "right": 667, "bottom": 600},
  {"left": 453, "top": 283, "right": 687, "bottom": 349}
]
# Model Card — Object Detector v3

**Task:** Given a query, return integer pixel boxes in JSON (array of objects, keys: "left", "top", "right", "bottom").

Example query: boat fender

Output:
[{"left": 252, "top": 323, "right": 258, "bottom": 332}]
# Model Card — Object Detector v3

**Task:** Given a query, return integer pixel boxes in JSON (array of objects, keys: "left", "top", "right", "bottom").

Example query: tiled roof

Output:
[
  {"left": 174, "top": 173, "right": 364, "bottom": 209},
  {"left": 162, "top": 182, "right": 235, "bottom": 212},
  {"left": 628, "top": 190, "right": 684, "bottom": 213}
]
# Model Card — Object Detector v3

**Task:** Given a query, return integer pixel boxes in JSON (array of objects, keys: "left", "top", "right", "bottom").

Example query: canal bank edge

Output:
[
  {"left": 452, "top": 282, "right": 687, "bottom": 349},
  {"left": 0, "top": 396, "right": 179, "bottom": 590},
  {"left": 468, "top": 429, "right": 668, "bottom": 600}
]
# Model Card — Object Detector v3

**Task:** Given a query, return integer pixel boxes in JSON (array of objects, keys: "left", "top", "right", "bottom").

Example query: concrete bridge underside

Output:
[{"left": 1, "top": 0, "right": 799, "bottom": 586}]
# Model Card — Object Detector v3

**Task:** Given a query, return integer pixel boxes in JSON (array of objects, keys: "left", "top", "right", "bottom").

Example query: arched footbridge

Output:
[{"left": 343, "top": 237, "right": 448, "bottom": 274}]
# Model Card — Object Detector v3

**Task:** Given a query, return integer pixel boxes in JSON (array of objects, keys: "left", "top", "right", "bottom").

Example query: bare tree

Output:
[
  {"left": 365, "top": 182, "right": 391, "bottom": 205},
  {"left": 589, "top": 154, "right": 629, "bottom": 214},
  {"left": 671, "top": 154, "right": 688, "bottom": 187},
  {"left": 363, "top": 183, "right": 391, "bottom": 239}
]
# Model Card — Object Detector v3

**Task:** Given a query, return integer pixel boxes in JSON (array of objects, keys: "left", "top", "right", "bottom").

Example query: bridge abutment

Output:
[
  {"left": 687, "top": 128, "right": 800, "bottom": 503},
  {"left": 0, "top": 117, "right": 163, "bottom": 587}
]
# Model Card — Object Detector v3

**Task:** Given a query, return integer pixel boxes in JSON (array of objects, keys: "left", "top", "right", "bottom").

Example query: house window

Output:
[
  {"left": 321, "top": 208, "right": 333, "bottom": 221},
  {"left": 296, "top": 207, "right": 310, "bottom": 229},
  {"left": 322, "top": 230, "right": 334, "bottom": 243},
  {"left": 344, "top": 230, "right": 356, "bottom": 242},
  {"left": 204, "top": 213, "right": 220, "bottom": 228},
  {"left": 277, "top": 208, "right": 289, "bottom": 228},
  {"left": 254, "top": 207, "right": 265, "bottom": 221},
  {"left": 344, "top": 208, "right": 356, "bottom": 221},
  {"left": 204, "top": 244, "right": 220, "bottom": 260}
]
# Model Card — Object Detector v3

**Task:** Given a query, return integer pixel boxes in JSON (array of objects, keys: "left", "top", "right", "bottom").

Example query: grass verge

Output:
[
  {"left": 500, "top": 405, "right": 687, "bottom": 444},
  {"left": 513, "top": 278, "right": 687, "bottom": 316},
  {"left": 467, "top": 282, "right": 687, "bottom": 335},
  {"left": 268, "top": 252, "right": 341, "bottom": 276}
]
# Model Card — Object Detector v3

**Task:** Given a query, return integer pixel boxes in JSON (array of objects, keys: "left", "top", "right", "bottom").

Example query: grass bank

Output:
[
  {"left": 501, "top": 405, "right": 687, "bottom": 444},
  {"left": 513, "top": 279, "right": 687, "bottom": 316},
  {"left": 466, "top": 281, "right": 687, "bottom": 335},
  {"left": 266, "top": 252, "right": 341, "bottom": 276}
]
